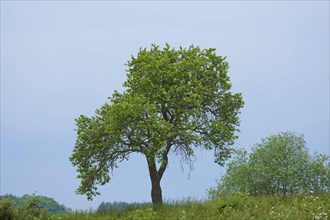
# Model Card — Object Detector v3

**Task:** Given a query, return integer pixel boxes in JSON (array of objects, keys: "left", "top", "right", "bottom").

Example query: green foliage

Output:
[
  {"left": 23, "top": 194, "right": 41, "bottom": 218},
  {"left": 208, "top": 131, "right": 330, "bottom": 199},
  {"left": 0, "top": 199, "right": 15, "bottom": 220},
  {"left": 0, "top": 194, "right": 24, "bottom": 207},
  {"left": 15, "top": 193, "right": 50, "bottom": 220},
  {"left": 37, "top": 196, "right": 69, "bottom": 214},
  {"left": 70, "top": 44, "right": 244, "bottom": 202},
  {"left": 0, "top": 194, "right": 70, "bottom": 218},
  {"left": 51, "top": 194, "right": 330, "bottom": 220}
]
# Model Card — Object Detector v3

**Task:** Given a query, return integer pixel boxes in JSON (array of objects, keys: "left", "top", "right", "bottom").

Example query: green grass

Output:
[{"left": 49, "top": 193, "right": 330, "bottom": 220}]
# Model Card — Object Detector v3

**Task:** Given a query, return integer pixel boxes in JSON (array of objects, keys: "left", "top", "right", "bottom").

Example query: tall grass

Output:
[{"left": 49, "top": 193, "right": 329, "bottom": 220}]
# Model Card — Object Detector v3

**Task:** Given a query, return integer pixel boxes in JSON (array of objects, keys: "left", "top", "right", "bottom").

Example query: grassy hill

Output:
[
  {"left": 1, "top": 193, "right": 329, "bottom": 219},
  {"left": 53, "top": 193, "right": 329, "bottom": 220}
]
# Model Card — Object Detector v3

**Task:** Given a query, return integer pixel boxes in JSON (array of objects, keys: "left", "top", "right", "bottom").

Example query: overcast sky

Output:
[{"left": 1, "top": 1, "right": 329, "bottom": 210}]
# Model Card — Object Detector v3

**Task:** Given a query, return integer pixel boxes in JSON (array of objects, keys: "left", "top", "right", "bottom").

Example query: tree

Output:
[
  {"left": 208, "top": 131, "right": 330, "bottom": 199},
  {"left": 70, "top": 44, "right": 244, "bottom": 206}
]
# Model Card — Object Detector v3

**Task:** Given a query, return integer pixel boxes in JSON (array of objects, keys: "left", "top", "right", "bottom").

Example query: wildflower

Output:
[
  {"left": 314, "top": 212, "right": 328, "bottom": 220},
  {"left": 181, "top": 209, "right": 186, "bottom": 220},
  {"left": 270, "top": 206, "right": 275, "bottom": 215}
]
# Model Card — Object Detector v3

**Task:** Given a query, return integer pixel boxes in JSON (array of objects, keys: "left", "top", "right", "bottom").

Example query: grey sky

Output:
[{"left": 1, "top": 1, "right": 329, "bottom": 210}]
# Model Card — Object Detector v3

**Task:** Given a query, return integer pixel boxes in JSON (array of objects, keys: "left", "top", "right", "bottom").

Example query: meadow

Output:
[
  {"left": 2, "top": 133, "right": 328, "bottom": 220},
  {"left": 50, "top": 193, "right": 329, "bottom": 220}
]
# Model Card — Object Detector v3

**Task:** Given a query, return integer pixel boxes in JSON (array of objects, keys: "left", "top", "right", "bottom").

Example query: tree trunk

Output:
[
  {"left": 145, "top": 141, "right": 171, "bottom": 207},
  {"left": 150, "top": 174, "right": 163, "bottom": 206},
  {"left": 147, "top": 158, "right": 163, "bottom": 206}
]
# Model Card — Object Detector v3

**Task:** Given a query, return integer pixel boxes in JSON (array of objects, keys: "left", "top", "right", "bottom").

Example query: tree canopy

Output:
[
  {"left": 70, "top": 44, "right": 244, "bottom": 205},
  {"left": 208, "top": 131, "right": 330, "bottom": 199}
]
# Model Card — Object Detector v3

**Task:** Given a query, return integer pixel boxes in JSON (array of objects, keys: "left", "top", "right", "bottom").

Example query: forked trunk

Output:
[{"left": 145, "top": 142, "right": 171, "bottom": 207}]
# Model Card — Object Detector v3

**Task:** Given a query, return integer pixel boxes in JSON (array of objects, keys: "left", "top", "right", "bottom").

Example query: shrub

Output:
[
  {"left": 0, "top": 199, "right": 15, "bottom": 220},
  {"left": 16, "top": 193, "right": 50, "bottom": 220},
  {"left": 208, "top": 131, "right": 330, "bottom": 198}
]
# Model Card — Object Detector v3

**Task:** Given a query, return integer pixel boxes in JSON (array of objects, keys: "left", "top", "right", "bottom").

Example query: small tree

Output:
[
  {"left": 17, "top": 194, "right": 44, "bottom": 220},
  {"left": 208, "top": 131, "right": 330, "bottom": 199},
  {"left": 70, "top": 44, "right": 244, "bottom": 206}
]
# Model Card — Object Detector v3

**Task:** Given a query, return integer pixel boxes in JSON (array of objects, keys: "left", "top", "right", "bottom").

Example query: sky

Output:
[{"left": 1, "top": 1, "right": 329, "bottom": 211}]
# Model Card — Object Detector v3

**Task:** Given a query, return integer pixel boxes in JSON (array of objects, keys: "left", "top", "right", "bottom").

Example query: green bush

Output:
[
  {"left": 15, "top": 194, "right": 50, "bottom": 220},
  {"left": 208, "top": 131, "right": 330, "bottom": 198},
  {"left": 0, "top": 199, "right": 15, "bottom": 220}
]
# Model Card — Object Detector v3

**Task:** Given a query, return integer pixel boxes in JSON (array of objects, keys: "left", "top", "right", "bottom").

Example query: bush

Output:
[
  {"left": 0, "top": 199, "right": 15, "bottom": 220},
  {"left": 16, "top": 193, "right": 50, "bottom": 220},
  {"left": 208, "top": 131, "right": 330, "bottom": 198}
]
